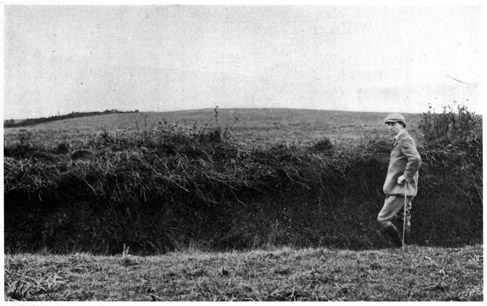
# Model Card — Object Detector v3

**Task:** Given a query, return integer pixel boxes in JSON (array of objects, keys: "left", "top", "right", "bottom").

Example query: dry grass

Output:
[{"left": 4, "top": 245, "right": 482, "bottom": 301}]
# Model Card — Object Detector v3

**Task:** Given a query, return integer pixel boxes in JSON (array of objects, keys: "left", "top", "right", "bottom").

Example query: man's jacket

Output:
[{"left": 383, "top": 129, "right": 422, "bottom": 196}]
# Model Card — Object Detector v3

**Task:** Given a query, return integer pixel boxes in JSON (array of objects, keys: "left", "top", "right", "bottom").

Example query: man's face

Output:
[{"left": 386, "top": 122, "right": 403, "bottom": 136}]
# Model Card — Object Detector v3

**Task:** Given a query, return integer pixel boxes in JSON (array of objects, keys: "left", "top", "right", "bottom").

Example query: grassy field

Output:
[
  {"left": 5, "top": 245, "right": 482, "bottom": 301},
  {"left": 3, "top": 108, "right": 422, "bottom": 147},
  {"left": 3, "top": 107, "right": 482, "bottom": 301}
]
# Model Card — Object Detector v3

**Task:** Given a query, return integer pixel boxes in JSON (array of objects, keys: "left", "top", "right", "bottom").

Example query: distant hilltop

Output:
[{"left": 4, "top": 109, "right": 140, "bottom": 128}]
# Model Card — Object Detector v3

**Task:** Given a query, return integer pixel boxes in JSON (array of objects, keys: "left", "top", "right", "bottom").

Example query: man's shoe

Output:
[
  {"left": 384, "top": 226, "right": 403, "bottom": 248},
  {"left": 403, "top": 225, "right": 411, "bottom": 244}
]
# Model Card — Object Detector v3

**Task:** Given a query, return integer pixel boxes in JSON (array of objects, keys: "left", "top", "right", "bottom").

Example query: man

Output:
[{"left": 378, "top": 113, "right": 422, "bottom": 247}]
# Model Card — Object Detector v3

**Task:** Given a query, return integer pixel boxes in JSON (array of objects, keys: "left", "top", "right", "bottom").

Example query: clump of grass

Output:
[
  {"left": 5, "top": 255, "right": 69, "bottom": 301},
  {"left": 309, "top": 136, "right": 334, "bottom": 153}
]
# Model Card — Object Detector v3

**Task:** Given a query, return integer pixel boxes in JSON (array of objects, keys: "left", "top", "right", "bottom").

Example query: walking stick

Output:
[{"left": 402, "top": 182, "right": 408, "bottom": 249}]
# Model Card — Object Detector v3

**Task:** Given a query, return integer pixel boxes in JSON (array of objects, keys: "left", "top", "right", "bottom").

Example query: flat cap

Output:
[{"left": 384, "top": 113, "right": 406, "bottom": 126}]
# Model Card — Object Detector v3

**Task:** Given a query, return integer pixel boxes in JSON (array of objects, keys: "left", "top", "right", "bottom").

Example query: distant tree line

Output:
[{"left": 4, "top": 109, "right": 139, "bottom": 128}]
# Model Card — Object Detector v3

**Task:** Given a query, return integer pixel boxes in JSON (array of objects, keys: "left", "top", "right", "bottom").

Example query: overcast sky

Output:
[{"left": 3, "top": 4, "right": 483, "bottom": 119}]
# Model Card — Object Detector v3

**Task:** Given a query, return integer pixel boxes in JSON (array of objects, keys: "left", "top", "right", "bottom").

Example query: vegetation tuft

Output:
[{"left": 3, "top": 104, "right": 482, "bottom": 255}]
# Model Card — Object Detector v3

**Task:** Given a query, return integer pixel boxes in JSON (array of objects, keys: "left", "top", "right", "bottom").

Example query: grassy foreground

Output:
[{"left": 5, "top": 244, "right": 482, "bottom": 301}]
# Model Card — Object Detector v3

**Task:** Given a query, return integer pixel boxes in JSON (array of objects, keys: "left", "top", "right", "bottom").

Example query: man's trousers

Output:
[{"left": 377, "top": 195, "right": 414, "bottom": 243}]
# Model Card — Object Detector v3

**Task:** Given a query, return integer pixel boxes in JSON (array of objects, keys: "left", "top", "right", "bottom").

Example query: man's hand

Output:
[{"left": 397, "top": 175, "right": 406, "bottom": 184}]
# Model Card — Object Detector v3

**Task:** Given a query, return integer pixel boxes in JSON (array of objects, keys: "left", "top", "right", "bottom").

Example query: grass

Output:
[
  {"left": 4, "top": 244, "right": 482, "bottom": 301},
  {"left": 3, "top": 108, "right": 422, "bottom": 147}
]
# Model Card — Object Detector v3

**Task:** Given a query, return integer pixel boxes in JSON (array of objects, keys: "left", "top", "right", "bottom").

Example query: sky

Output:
[{"left": 2, "top": 2, "right": 484, "bottom": 119}]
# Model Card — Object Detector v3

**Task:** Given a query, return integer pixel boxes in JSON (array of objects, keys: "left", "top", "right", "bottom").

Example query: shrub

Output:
[
  {"left": 309, "top": 137, "right": 333, "bottom": 152},
  {"left": 418, "top": 102, "right": 481, "bottom": 147},
  {"left": 414, "top": 102, "right": 482, "bottom": 247}
]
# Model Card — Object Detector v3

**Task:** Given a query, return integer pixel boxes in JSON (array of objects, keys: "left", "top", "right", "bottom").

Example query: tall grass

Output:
[{"left": 3, "top": 104, "right": 482, "bottom": 254}]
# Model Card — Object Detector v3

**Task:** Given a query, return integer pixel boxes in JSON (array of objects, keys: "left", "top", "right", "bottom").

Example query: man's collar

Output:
[{"left": 395, "top": 129, "right": 408, "bottom": 141}]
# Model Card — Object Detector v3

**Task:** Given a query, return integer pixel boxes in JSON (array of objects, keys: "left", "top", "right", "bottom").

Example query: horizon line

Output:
[{"left": 8, "top": 106, "right": 477, "bottom": 121}]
